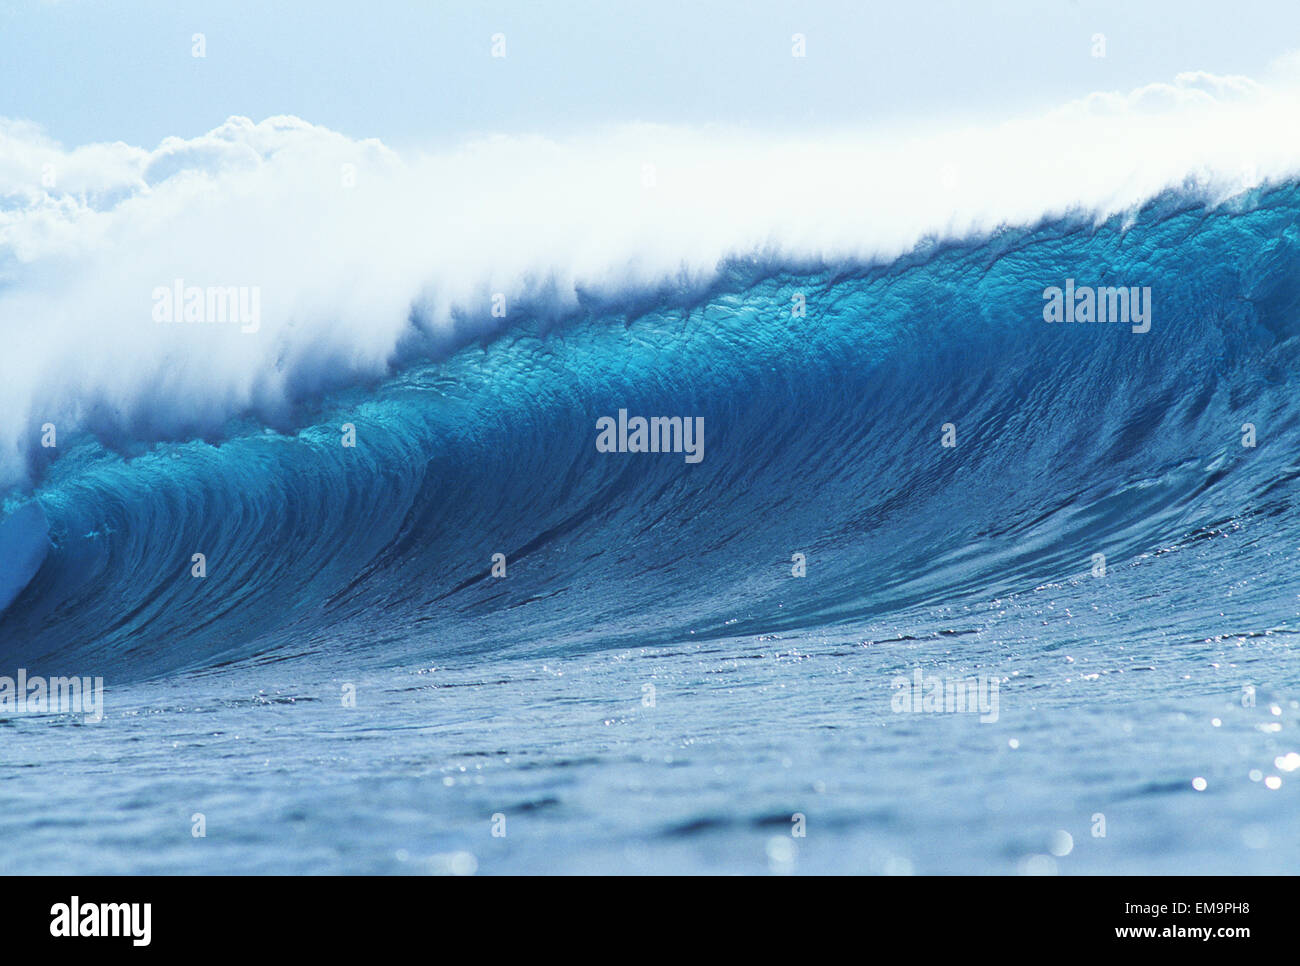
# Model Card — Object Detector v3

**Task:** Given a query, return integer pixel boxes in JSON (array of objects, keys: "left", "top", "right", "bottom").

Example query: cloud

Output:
[{"left": 1058, "top": 70, "right": 1264, "bottom": 117}]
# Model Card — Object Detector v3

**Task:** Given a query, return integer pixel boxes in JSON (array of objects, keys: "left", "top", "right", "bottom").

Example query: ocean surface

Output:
[{"left": 3, "top": 183, "right": 1300, "bottom": 874}]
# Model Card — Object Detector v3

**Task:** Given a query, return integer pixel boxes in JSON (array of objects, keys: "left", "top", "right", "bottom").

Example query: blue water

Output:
[{"left": 3, "top": 184, "right": 1300, "bottom": 873}]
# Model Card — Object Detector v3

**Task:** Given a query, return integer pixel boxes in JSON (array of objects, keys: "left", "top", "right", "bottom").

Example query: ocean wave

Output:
[
  {"left": 3, "top": 70, "right": 1300, "bottom": 489},
  {"left": 3, "top": 178, "right": 1299, "bottom": 675}
]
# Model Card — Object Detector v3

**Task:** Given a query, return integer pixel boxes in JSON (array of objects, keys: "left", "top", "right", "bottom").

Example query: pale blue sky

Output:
[{"left": 3, "top": 0, "right": 1299, "bottom": 148}]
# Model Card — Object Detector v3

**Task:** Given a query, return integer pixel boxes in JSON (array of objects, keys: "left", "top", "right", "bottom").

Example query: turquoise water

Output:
[{"left": 2, "top": 184, "right": 1300, "bottom": 873}]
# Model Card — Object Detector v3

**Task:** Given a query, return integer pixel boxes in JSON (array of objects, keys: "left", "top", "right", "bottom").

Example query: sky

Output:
[{"left": 3, "top": 0, "right": 1300, "bottom": 149}]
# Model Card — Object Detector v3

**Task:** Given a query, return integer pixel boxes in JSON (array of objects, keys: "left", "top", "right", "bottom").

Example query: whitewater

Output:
[{"left": 3, "top": 70, "right": 1300, "bottom": 873}]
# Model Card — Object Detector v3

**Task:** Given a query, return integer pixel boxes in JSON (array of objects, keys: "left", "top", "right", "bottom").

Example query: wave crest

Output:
[{"left": 4, "top": 71, "right": 1300, "bottom": 488}]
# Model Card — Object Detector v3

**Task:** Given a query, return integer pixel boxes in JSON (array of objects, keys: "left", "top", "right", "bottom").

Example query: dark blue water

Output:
[{"left": 2, "top": 184, "right": 1300, "bottom": 873}]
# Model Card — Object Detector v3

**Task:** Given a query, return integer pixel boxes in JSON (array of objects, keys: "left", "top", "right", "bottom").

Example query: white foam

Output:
[{"left": 2, "top": 69, "right": 1300, "bottom": 487}]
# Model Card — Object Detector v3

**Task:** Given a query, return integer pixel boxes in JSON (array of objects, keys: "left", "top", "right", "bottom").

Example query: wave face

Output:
[{"left": 3, "top": 182, "right": 1300, "bottom": 678}]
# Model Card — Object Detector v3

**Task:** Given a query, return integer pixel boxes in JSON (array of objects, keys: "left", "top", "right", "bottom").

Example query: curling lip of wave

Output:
[
  {"left": 2, "top": 173, "right": 1300, "bottom": 675},
  {"left": 3, "top": 68, "right": 1300, "bottom": 485}
]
